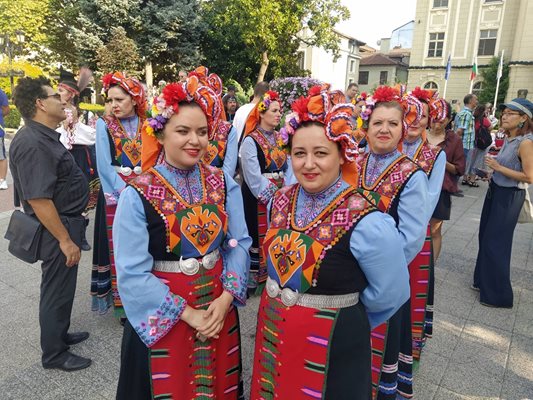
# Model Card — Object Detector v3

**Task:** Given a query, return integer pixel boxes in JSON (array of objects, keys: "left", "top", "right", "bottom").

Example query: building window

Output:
[
  {"left": 478, "top": 30, "right": 497, "bottom": 56},
  {"left": 433, "top": 0, "right": 448, "bottom": 7},
  {"left": 379, "top": 71, "right": 389, "bottom": 85},
  {"left": 472, "top": 81, "right": 483, "bottom": 96},
  {"left": 297, "top": 51, "right": 305, "bottom": 70},
  {"left": 349, "top": 59, "right": 355, "bottom": 73},
  {"left": 359, "top": 71, "right": 369, "bottom": 85},
  {"left": 484, "top": 0, "right": 501, "bottom": 2},
  {"left": 427, "top": 32, "right": 445, "bottom": 58},
  {"left": 424, "top": 81, "right": 439, "bottom": 90}
]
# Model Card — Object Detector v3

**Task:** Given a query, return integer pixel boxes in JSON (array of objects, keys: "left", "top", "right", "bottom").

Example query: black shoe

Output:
[
  {"left": 80, "top": 238, "right": 91, "bottom": 251},
  {"left": 65, "top": 331, "right": 90, "bottom": 345},
  {"left": 43, "top": 351, "right": 92, "bottom": 372}
]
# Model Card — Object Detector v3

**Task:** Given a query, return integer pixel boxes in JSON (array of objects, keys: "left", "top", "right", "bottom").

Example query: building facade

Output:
[
  {"left": 297, "top": 29, "right": 365, "bottom": 92},
  {"left": 358, "top": 52, "right": 409, "bottom": 92},
  {"left": 408, "top": 0, "right": 533, "bottom": 105}
]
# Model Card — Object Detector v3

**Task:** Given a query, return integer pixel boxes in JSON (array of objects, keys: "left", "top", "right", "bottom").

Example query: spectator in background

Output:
[
  {"left": 0, "top": 87, "right": 10, "bottom": 190},
  {"left": 232, "top": 81, "right": 270, "bottom": 141},
  {"left": 222, "top": 84, "right": 236, "bottom": 103},
  {"left": 345, "top": 82, "right": 359, "bottom": 103},
  {"left": 178, "top": 70, "right": 187, "bottom": 82},
  {"left": 223, "top": 95, "right": 239, "bottom": 124},
  {"left": 454, "top": 94, "right": 478, "bottom": 186}
]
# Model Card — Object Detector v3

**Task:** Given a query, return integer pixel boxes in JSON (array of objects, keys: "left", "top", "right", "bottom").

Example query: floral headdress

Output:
[
  {"left": 354, "top": 91, "right": 368, "bottom": 104},
  {"left": 360, "top": 85, "right": 423, "bottom": 134},
  {"left": 140, "top": 76, "right": 222, "bottom": 171},
  {"left": 102, "top": 71, "right": 147, "bottom": 117},
  {"left": 244, "top": 90, "right": 282, "bottom": 136},
  {"left": 410, "top": 86, "right": 448, "bottom": 124}
]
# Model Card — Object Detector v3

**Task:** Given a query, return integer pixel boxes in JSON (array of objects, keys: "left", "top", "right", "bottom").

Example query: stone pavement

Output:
[{"left": 0, "top": 142, "right": 532, "bottom": 398}]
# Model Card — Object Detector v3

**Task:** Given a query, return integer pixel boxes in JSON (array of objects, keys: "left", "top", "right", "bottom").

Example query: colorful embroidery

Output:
[
  {"left": 257, "top": 182, "right": 278, "bottom": 205},
  {"left": 221, "top": 270, "right": 247, "bottom": 306},
  {"left": 134, "top": 293, "right": 186, "bottom": 347},
  {"left": 413, "top": 142, "right": 442, "bottom": 177},
  {"left": 203, "top": 120, "right": 230, "bottom": 167},
  {"left": 104, "top": 115, "right": 143, "bottom": 168},
  {"left": 248, "top": 128, "right": 288, "bottom": 172}
]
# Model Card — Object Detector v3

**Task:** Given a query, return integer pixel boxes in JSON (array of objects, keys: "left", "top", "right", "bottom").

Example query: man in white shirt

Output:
[{"left": 232, "top": 81, "right": 270, "bottom": 142}]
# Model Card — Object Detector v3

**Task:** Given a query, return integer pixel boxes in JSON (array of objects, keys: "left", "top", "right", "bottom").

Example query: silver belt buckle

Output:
[
  {"left": 120, "top": 166, "right": 132, "bottom": 176},
  {"left": 178, "top": 256, "right": 200, "bottom": 275},
  {"left": 133, "top": 166, "right": 142, "bottom": 175},
  {"left": 266, "top": 277, "right": 299, "bottom": 307},
  {"left": 279, "top": 171, "right": 284, "bottom": 179},
  {"left": 272, "top": 172, "right": 279, "bottom": 179},
  {"left": 201, "top": 249, "right": 219, "bottom": 270}
]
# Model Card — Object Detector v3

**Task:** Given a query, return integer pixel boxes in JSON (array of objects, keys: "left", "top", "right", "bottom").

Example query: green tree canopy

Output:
[
  {"left": 479, "top": 56, "right": 509, "bottom": 107},
  {"left": 201, "top": 0, "right": 349, "bottom": 86},
  {"left": 96, "top": 27, "right": 142, "bottom": 75}
]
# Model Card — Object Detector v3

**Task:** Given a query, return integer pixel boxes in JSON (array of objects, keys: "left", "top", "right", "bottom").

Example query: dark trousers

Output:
[
  {"left": 473, "top": 182, "right": 525, "bottom": 307},
  {"left": 39, "top": 216, "right": 85, "bottom": 365}
]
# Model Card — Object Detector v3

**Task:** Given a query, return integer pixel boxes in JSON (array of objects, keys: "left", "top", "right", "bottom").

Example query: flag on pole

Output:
[
  {"left": 496, "top": 52, "right": 503, "bottom": 79},
  {"left": 470, "top": 58, "right": 478, "bottom": 81},
  {"left": 444, "top": 54, "right": 452, "bottom": 80}
]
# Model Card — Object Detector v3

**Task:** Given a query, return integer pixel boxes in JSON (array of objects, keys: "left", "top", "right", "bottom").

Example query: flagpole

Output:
[
  {"left": 469, "top": 57, "right": 475, "bottom": 93},
  {"left": 492, "top": 49, "right": 504, "bottom": 117},
  {"left": 443, "top": 53, "right": 451, "bottom": 99}
]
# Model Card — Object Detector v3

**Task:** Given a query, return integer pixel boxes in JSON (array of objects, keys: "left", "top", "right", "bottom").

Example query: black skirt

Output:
[{"left": 432, "top": 190, "right": 451, "bottom": 221}]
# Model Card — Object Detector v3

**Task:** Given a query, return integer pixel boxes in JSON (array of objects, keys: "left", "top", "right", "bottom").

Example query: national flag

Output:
[
  {"left": 444, "top": 54, "right": 452, "bottom": 80},
  {"left": 496, "top": 52, "right": 503, "bottom": 79},
  {"left": 470, "top": 58, "right": 478, "bottom": 81}
]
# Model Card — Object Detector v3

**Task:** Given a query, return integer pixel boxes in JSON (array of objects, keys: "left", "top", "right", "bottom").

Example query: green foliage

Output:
[
  {"left": 96, "top": 27, "right": 142, "bottom": 75},
  {"left": 201, "top": 0, "right": 349, "bottom": 86},
  {"left": 479, "top": 56, "right": 509, "bottom": 106},
  {"left": 79, "top": 102, "right": 105, "bottom": 113},
  {"left": 4, "top": 105, "right": 21, "bottom": 129},
  {"left": 0, "top": 61, "right": 46, "bottom": 97}
]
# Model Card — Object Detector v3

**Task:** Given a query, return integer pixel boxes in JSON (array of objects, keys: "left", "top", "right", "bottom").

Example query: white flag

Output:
[{"left": 496, "top": 52, "right": 504, "bottom": 80}]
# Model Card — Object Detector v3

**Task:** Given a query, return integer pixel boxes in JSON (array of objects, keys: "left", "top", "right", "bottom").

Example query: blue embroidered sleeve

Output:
[
  {"left": 240, "top": 136, "right": 277, "bottom": 201},
  {"left": 351, "top": 211, "right": 410, "bottom": 329},
  {"left": 398, "top": 170, "right": 429, "bottom": 264},
  {"left": 96, "top": 118, "right": 125, "bottom": 205},
  {"left": 113, "top": 186, "right": 187, "bottom": 347},
  {"left": 220, "top": 173, "right": 251, "bottom": 306},
  {"left": 222, "top": 125, "right": 238, "bottom": 178}
]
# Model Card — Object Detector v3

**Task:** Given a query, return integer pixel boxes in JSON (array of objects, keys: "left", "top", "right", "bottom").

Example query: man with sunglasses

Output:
[{"left": 10, "top": 77, "right": 91, "bottom": 371}]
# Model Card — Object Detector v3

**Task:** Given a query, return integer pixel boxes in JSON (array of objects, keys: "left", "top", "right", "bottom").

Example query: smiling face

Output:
[
  {"left": 367, "top": 104, "right": 404, "bottom": 154},
  {"left": 290, "top": 123, "right": 344, "bottom": 193},
  {"left": 157, "top": 103, "right": 209, "bottom": 170},
  {"left": 406, "top": 102, "right": 429, "bottom": 141},
  {"left": 107, "top": 86, "right": 136, "bottom": 119},
  {"left": 259, "top": 100, "right": 282, "bottom": 130}
]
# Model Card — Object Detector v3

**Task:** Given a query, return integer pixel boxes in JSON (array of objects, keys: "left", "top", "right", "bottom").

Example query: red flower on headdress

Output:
[
  {"left": 162, "top": 83, "right": 187, "bottom": 113},
  {"left": 411, "top": 86, "right": 432, "bottom": 102},
  {"left": 308, "top": 85, "right": 323, "bottom": 97},
  {"left": 291, "top": 96, "right": 311, "bottom": 121},
  {"left": 265, "top": 90, "right": 280, "bottom": 101},
  {"left": 372, "top": 86, "right": 400, "bottom": 102},
  {"left": 102, "top": 73, "right": 114, "bottom": 90}
]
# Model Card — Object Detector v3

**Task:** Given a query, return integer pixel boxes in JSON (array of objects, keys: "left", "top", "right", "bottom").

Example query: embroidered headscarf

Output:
[
  {"left": 409, "top": 87, "right": 448, "bottom": 141},
  {"left": 280, "top": 84, "right": 360, "bottom": 185},
  {"left": 243, "top": 90, "right": 282, "bottom": 136},
  {"left": 102, "top": 71, "right": 147, "bottom": 117},
  {"left": 141, "top": 76, "right": 222, "bottom": 171}
]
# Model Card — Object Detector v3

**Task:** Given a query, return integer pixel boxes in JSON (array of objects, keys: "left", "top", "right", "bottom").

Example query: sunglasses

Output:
[{"left": 41, "top": 93, "right": 62, "bottom": 101}]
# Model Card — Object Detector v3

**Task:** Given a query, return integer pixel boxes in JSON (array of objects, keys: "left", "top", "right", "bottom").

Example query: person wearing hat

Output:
[
  {"left": 472, "top": 98, "right": 533, "bottom": 308},
  {"left": 250, "top": 85, "right": 409, "bottom": 399},
  {"left": 91, "top": 72, "right": 147, "bottom": 317},
  {"left": 113, "top": 78, "right": 250, "bottom": 399}
]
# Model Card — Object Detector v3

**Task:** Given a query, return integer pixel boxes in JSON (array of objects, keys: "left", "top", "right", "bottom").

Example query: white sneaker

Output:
[{"left": 0, "top": 179, "right": 7, "bottom": 190}]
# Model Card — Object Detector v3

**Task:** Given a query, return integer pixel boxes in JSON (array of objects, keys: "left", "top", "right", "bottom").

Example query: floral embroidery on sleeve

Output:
[
  {"left": 221, "top": 271, "right": 247, "bottom": 306},
  {"left": 257, "top": 182, "right": 278, "bottom": 205},
  {"left": 134, "top": 293, "right": 187, "bottom": 347}
]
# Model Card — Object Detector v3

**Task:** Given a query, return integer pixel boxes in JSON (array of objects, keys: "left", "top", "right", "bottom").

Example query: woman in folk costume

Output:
[
  {"left": 56, "top": 68, "right": 99, "bottom": 252},
  {"left": 239, "top": 90, "right": 295, "bottom": 291},
  {"left": 92, "top": 72, "right": 146, "bottom": 316},
  {"left": 403, "top": 87, "right": 447, "bottom": 357},
  {"left": 142, "top": 66, "right": 239, "bottom": 177},
  {"left": 249, "top": 85, "right": 409, "bottom": 400},
  {"left": 356, "top": 85, "right": 429, "bottom": 400},
  {"left": 114, "top": 78, "right": 251, "bottom": 400}
]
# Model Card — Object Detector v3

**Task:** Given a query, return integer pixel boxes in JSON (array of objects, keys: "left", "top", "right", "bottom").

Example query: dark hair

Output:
[
  {"left": 464, "top": 94, "right": 476, "bottom": 106},
  {"left": 154, "top": 101, "right": 203, "bottom": 139},
  {"left": 13, "top": 76, "right": 52, "bottom": 119},
  {"left": 223, "top": 95, "right": 238, "bottom": 111},
  {"left": 347, "top": 83, "right": 359, "bottom": 90},
  {"left": 253, "top": 81, "right": 270, "bottom": 97},
  {"left": 473, "top": 105, "right": 486, "bottom": 121},
  {"left": 227, "top": 85, "right": 236, "bottom": 91}
]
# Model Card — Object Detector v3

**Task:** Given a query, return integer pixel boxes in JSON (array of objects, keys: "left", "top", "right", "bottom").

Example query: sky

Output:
[{"left": 338, "top": 0, "right": 417, "bottom": 48}]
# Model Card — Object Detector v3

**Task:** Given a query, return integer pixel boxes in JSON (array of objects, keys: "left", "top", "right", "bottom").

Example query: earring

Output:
[{"left": 518, "top": 121, "right": 525, "bottom": 129}]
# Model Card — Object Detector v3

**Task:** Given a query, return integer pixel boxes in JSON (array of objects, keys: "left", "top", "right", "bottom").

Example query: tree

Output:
[
  {"left": 479, "top": 56, "right": 509, "bottom": 107},
  {"left": 96, "top": 27, "right": 142, "bottom": 75},
  {"left": 201, "top": 0, "right": 349, "bottom": 85}
]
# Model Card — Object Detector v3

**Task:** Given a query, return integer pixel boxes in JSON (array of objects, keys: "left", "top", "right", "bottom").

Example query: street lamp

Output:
[{"left": 0, "top": 31, "right": 25, "bottom": 95}]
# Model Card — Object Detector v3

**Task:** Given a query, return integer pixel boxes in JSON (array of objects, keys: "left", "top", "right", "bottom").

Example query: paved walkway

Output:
[{"left": 0, "top": 137, "right": 531, "bottom": 399}]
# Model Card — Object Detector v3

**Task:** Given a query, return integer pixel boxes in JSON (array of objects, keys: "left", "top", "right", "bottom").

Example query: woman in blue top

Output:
[
  {"left": 473, "top": 98, "right": 533, "bottom": 308},
  {"left": 113, "top": 77, "right": 251, "bottom": 399}
]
